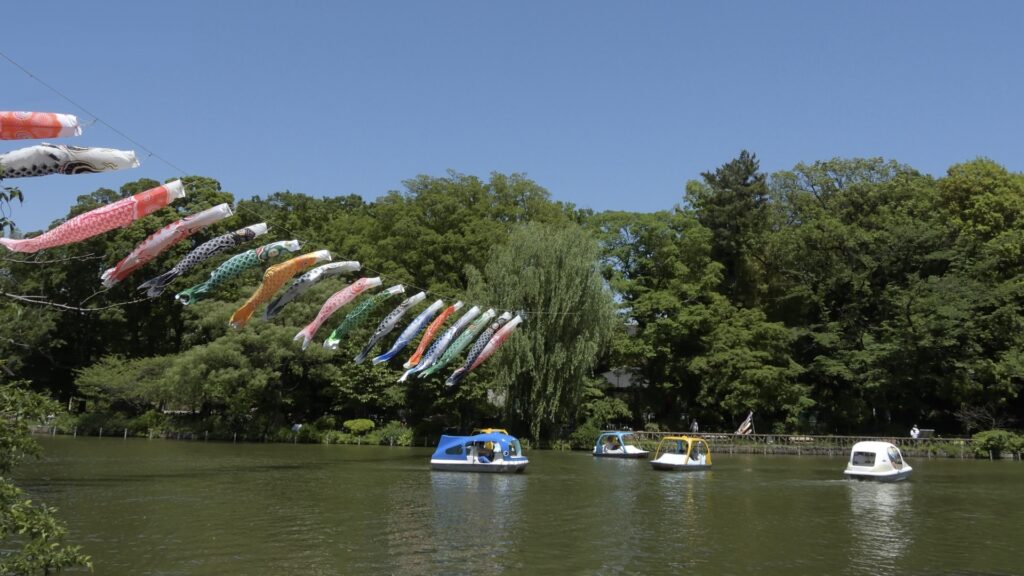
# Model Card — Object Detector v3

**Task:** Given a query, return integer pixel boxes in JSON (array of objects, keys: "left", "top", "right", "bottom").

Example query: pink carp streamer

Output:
[
  {"left": 100, "top": 203, "right": 234, "bottom": 288},
  {"left": 0, "top": 180, "right": 185, "bottom": 253},
  {"left": 0, "top": 111, "right": 81, "bottom": 140},
  {"left": 403, "top": 301, "right": 462, "bottom": 369},
  {"left": 293, "top": 276, "right": 382, "bottom": 350},
  {"left": 468, "top": 315, "right": 523, "bottom": 372},
  {"left": 229, "top": 250, "right": 332, "bottom": 329}
]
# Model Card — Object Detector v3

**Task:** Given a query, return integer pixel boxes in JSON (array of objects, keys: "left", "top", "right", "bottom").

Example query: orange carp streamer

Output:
[
  {"left": 0, "top": 111, "right": 82, "bottom": 140},
  {"left": 228, "top": 250, "right": 332, "bottom": 328}
]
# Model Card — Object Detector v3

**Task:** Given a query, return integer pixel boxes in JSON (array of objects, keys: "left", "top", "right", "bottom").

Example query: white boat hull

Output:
[
  {"left": 430, "top": 460, "right": 528, "bottom": 473},
  {"left": 651, "top": 461, "right": 711, "bottom": 471},
  {"left": 593, "top": 448, "right": 649, "bottom": 459},
  {"left": 844, "top": 467, "right": 912, "bottom": 482},
  {"left": 595, "top": 452, "right": 649, "bottom": 459}
]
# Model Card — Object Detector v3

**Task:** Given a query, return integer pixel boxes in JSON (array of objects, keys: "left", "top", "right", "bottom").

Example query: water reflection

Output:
[
  {"left": 20, "top": 441, "right": 1024, "bottom": 575},
  {"left": 846, "top": 481, "right": 914, "bottom": 575},
  {"left": 647, "top": 471, "right": 711, "bottom": 571},
  {"left": 585, "top": 458, "right": 648, "bottom": 574},
  {"left": 426, "top": 472, "right": 528, "bottom": 574}
]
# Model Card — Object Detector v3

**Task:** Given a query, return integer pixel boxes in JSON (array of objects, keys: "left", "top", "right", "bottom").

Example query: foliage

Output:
[
  {"left": 476, "top": 221, "right": 618, "bottom": 441},
  {"left": 373, "top": 420, "right": 413, "bottom": 446},
  {"left": 343, "top": 418, "right": 375, "bottom": 435},
  {"left": 971, "top": 429, "right": 1024, "bottom": 458},
  {"left": 1, "top": 170, "right": 23, "bottom": 237},
  {"left": 568, "top": 421, "right": 601, "bottom": 450},
  {"left": 0, "top": 382, "right": 92, "bottom": 573},
  {"left": 3, "top": 156, "right": 1024, "bottom": 440},
  {"left": 954, "top": 404, "right": 1016, "bottom": 435}
]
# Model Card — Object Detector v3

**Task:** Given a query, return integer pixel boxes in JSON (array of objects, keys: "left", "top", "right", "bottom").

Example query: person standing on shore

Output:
[{"left": 910, "top": 425, "right": 920, "bottom": 439}]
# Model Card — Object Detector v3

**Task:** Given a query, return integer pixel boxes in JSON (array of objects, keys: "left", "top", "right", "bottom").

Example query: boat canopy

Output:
[
  {"left": 431, "top": 433, "right": 524, "bottom": 462},
  {"left": 595, "top": 430, "right": 639, "bottom": 446},
  {"left": 471, "top": 427, "right": 510, "bottom": 435},
  {"left": 653, "top": 435, "right": 712, "bottom": 463},
  {"left": 597, "top": 430, "right": 636, "bottom": 440},
  {"left": 848, "top": 441, "right": 905, "bottom": 467}
]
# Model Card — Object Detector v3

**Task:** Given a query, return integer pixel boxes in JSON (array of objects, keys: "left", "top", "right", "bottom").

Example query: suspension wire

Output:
[
  {"left": 0, "top": 50, "right": 573, "bottom": 317},
  {"left": 1, "top": 252, "right": 104, "bottom": 264},
  {"left": 1, "top": 291, "right": 150, "bottom": 312},
  {"left": 0, "top": 50, "right": 189, "bottom": 175}
]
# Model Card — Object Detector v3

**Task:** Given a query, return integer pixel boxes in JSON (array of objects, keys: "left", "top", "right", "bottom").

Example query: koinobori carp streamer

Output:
[
  {"left": 138, "top": 223, "right": 269, "bottom": 297},
  {"left": 229, "top": 250, "right": 332, "bottom": 328},
  {"left": 0, "top": 111, "right": 81, "bottom": 140},
  {"left": 101, "top": 203, "right": 234, "bottom": 288},
  {"left": 0, "top": 143, "right": 138, "bottom": 178},
  {"left": 0, "top": 180, "right": 185, "bottom": 254}
]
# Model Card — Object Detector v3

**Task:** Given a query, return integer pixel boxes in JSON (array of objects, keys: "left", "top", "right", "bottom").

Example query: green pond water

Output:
[{"left": 14, "top": 436, "right": 1022, "bottom": 575}]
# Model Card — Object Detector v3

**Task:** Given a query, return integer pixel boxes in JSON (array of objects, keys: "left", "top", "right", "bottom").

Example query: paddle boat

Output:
[
  {"left": 650, "top": 435, "right": 712, "bottom": 471},
  {"left": 593, "top": 430, "right": 649, "bottom": 458},
  {"left": 430, "top": 431, "right": 529, "bottom": 473},
  {"left": 843, "top": 441, "right": 912, "bottom": 482}
]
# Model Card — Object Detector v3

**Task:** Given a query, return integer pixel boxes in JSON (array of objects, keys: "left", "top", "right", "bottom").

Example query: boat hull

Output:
[
  {"left": 651, "top": 461, "right": 711, "bottom": 471},
  {"left": 430, "top": 461, "right": 528, "bottom": 473},
  {"left": 593, "top": 451, "right": 649, "bottom": 459},
  {"left": 843, "top": 468, "right": 912, "bottom": 482}
]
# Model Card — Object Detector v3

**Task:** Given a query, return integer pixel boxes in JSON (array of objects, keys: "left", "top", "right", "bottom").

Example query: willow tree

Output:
[{"left": 476, "top": 222, "right": 617, "bottom": 441}]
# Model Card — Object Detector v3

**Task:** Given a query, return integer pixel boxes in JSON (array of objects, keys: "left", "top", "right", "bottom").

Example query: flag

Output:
[{"left": 735, "top": 411, "right": 754, "bottom": 435}]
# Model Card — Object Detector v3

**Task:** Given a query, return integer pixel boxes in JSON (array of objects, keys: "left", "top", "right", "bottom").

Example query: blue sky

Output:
[{"left": 3, "top": 1, "right": 1022, "bottom": 232}]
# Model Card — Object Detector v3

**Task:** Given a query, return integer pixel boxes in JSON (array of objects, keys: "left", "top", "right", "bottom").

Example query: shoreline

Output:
[{"left": 30, "top": 426, "right": 1022, "bottom": 460}]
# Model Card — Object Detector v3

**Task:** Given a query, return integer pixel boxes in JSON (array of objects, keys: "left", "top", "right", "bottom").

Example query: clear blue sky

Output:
[{"left": 4, "top": 1, "right": 1022, "bottom": 232}]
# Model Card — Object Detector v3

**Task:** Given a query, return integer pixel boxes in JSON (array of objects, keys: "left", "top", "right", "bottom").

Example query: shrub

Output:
[
  {"left": 296, "top": 425, "right": 321, "bottom": 443},
  {"left": 971, "top": 429, "right": 1024, "bottom": 458},
  {"left": 343, "top": 418, "right": 375, "bottom": 435},
  {"left": 313, "top": 415, "right": 337, "bottom": 430},
  {"left": 321, "top": 430, "right": 351, "bottom": 445},
  {"left": 569, "top": 421, "right": 601, "bottom": 450},
  {"left": 549, "top": 439, "right": 572, "bottom": 451},
  {"left": 375, "top": 421, "right": 412, "bottom": 446},
  {"left": 74, "top": 410, "right": 130, "bottom": 436},
  {"left": 130, "top": 410, "right": 170, "bottom": 436}
]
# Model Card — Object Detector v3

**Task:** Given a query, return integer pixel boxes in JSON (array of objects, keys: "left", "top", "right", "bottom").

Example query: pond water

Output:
[{"left": 16, "top": 436, "right": 1022, "bottom": 575}]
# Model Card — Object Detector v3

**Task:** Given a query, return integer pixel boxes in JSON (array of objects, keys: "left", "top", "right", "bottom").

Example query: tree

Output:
[
  {"left": 0, "top": 381, "right": 91, "bottom": 573},
  {"left": 764, "top": 158, "right": 942, "bottom": 431},
  {"left": 685, "top": 150, "right": 771, "bottom": 307},
  {"left": 472, "top": 222, "right": 617, "bottom": 441}
]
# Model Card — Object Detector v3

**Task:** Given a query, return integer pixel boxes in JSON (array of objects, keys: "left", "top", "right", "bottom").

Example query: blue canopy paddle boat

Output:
[
  {"left": 430, "top": 432, "right": 529, "bottom": 473},
  {"left": 593, "top": 430, "right": 649, "bottom": 458}
]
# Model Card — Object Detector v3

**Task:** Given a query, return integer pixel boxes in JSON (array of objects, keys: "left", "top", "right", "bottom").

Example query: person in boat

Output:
[
  {"left": 910, "top": 425, "right": 920, "bottom": 439},
  {"left": 477, "top": 441, "right": 495, "bottom": 463},
  {"left": 603, "top": 436, "right": 620, "bottom": 453}
]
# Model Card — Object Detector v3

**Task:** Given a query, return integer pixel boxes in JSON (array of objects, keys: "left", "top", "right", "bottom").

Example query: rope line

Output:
[
  {"left": 1, "top": 50, "right": 570, "bottom": 317},
  {"left": 0, "top": 50, "right": 190, "bottom": 176},
  {"left": 2, "top": 291, "right": 150, "bottom": 313}
]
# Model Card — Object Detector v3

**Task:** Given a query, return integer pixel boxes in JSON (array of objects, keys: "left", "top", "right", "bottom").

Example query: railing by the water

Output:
[{"left": 626, "top": 431, "right": 975, "bottom": 459}]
